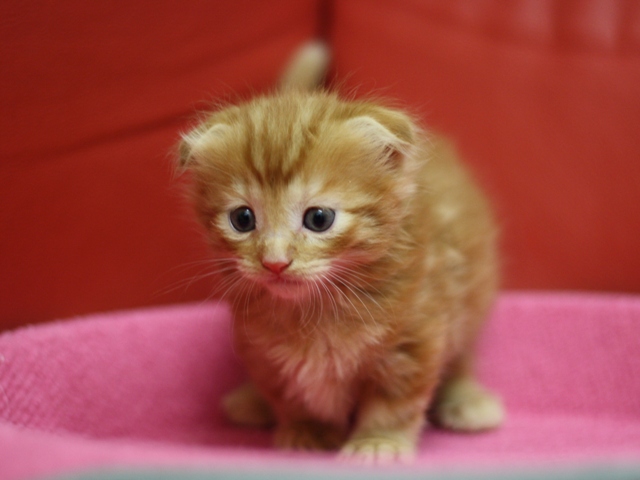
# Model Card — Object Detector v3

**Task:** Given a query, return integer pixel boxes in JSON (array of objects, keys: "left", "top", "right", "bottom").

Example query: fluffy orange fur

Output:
[{"left": 179, "top": 43, "right": 503, "bottom": 463}]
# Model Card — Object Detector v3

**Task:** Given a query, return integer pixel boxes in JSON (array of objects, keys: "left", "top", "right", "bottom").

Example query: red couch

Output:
[{"left": 2, "top": 0, "right": 639, "bottom": 330}]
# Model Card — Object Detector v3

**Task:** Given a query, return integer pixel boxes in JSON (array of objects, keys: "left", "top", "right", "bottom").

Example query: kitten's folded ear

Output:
[
  {"left": 177, "top": 133, "right": 196, "bottom": 170},
  {"left": 177, "top": 123, "right": 230, "bottom": 171},
  {"left": 345, "top": 107, "right": 417, "bottom": 169}
]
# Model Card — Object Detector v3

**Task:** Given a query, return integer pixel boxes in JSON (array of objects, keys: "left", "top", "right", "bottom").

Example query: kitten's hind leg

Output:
[
  {"left": 430, "top": 356, "right": 504, "bottom": 432},
  {"left": 222, "top": 382, "right": 275, "bottom": 428}
]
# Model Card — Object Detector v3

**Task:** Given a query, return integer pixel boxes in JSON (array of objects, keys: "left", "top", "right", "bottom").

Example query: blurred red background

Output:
[{"left": 1, "top": 0, "right": 639, "bottom": 331}]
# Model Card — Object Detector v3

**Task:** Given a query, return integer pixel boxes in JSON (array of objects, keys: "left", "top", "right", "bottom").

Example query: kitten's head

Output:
[{"left": 179, "top": 92, "right": 420, "bottom": 300}]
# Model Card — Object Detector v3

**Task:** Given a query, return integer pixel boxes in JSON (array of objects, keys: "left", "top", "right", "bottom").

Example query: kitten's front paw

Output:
[
  {"left": 222, "top": 383, "right": 275, "bottom": 428},
  {"left": 275, "top": 421, "right": 346, "bottom": 451},
  {"left": 432, "top": 378, "right": 504, "bottom": 432},
  {"left": 340, "top": 435, "right": 416, "bottom": 465}
]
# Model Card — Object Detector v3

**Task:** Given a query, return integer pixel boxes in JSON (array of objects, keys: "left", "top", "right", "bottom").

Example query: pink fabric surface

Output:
[{"left": 0, "top": 293, "right": 639, "bottom": 479}]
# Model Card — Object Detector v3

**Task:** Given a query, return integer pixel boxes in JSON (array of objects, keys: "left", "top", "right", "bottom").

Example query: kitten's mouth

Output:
[
  {"left": 269, "top": 275, "right": 301, "bottom": 285},
  {"left": 261, "top": 273, "right": 306, "bottom": 298}
]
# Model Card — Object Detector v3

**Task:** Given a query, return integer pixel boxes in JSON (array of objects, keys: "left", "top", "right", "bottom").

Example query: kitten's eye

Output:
[
  {"left": 303, "top": 207, "right": 335, "bottom": 232},
  {"left": 229, "top": 207, "right": 256, "bottom": 232}
]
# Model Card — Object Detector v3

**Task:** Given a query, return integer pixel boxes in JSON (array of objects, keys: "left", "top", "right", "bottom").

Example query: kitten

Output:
[{"left": 178, "top": 43, "right": 503, "bottom": 463}]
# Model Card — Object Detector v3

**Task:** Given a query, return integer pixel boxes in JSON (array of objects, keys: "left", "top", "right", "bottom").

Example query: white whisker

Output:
[
  {"left": 338, "top": 275, "right": 386, "bottom": 315},
  {"left": 317, "top": 277, "right": 340, "bottom": 327},
  {"left": 321, "top": 273, "right": 368, "bottom": 328}
]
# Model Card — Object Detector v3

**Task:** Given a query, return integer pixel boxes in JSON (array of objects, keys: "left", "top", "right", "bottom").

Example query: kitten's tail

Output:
[{"left": 279, "top": 41, "right": 330, "bottom": 91}]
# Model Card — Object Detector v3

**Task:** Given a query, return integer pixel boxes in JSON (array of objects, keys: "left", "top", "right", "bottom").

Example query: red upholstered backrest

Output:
[
  {"left": 330, "top": 0, "right": 640, "bottom": 292},
  {"left": 1, "top": 1, "right": 639, "bottom": 330},
  {"left": 0, "top": 1, "right": 321, "bottom": 329}
]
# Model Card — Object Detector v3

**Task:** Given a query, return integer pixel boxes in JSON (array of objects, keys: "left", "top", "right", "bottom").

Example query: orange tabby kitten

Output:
[{"left": 179, "top": 43, "right": 503, "bottom": 463}]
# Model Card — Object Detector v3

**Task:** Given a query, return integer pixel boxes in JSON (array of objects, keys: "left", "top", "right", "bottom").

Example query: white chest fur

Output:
[{"left": 264, "top": 333, "right": 369, "bottom": 424}]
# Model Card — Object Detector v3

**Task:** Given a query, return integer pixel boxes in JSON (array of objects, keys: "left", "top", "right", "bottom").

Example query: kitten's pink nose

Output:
[{"left": 261, "top": 260, "right": 291, "bottom": 275}]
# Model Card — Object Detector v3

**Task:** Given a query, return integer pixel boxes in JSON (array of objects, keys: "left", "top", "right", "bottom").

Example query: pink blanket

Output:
[{"left": 1, "top": 293, "right": 639, "bottom": 479}]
